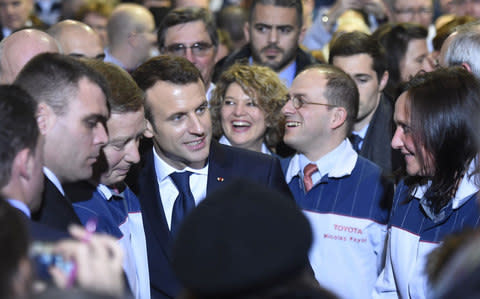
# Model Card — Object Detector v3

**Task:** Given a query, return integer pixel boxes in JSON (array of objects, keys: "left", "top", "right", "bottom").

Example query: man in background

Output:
[
  {"left": 48, "top": 19, "right": 104, "bottom": 59},
  {"left": 216, "top": 0, "right": 316, "bottom": 88},
  {"left": 0, "top": 29, "right": 59, "bottom": 84},
  {"left": 105, "top": 3, "right": 156, "bottom": 72}
]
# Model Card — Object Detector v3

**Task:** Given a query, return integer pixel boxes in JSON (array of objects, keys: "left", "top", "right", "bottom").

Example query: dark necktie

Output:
[
  {"left": 303, "top": 163, "right": 318, "bottom": 193},
  {"left": 170, "top": 171, "right": 196, "bottom": 235},
  {"left": 349, "top": 134, "right": 363, "bottom": 153}
]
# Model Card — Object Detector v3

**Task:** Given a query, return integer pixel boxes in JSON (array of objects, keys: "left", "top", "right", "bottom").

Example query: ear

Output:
[
  {"left": 13, "top": 148, "right": 31, "bottom": 181},
  {"left": 462, "top": 62, "right": 473, "bottom": 73},
  {"left": 330, "top": 106, "right": 347, "bottom": 130},
  {"left": 144, "top": 119, "right": 155, "bottom": 138},
  {"left": 298, "top": 24, "right": 307, "bottom": 44},
  {"left": 378, "top": 71, "right": 389, "bottom": 92},
  {"left": 244, "top": 22, "right": 250, "bottom": 43},
  {"left": 36, "top": 103, "right": 55, "bottom": 135},
  {"left": 127, "top": 31, "right": 138, "bottom": 47}
]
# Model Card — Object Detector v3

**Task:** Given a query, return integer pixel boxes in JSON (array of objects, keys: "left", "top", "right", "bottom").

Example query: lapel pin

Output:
[{"left": 217, "top": 177, "right": 225, "bottom": 182}]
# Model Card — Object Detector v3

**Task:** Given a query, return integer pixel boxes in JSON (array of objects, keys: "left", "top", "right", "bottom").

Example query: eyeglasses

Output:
[
  {"left": 285, "top": 94, "right": 337, "bottom": 110},
  {"left": 394, "top": 7, "right": 433, "bottom": 16},
  {"left": 164, "top": 42, "right": 214, "bottom": 57},
  {"left": 451, "top": 0, "right": 480, "bottom": 5}
]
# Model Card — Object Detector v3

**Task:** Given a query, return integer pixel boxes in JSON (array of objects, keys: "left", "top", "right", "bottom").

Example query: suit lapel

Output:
[
  {"left": 206, "top": 141, "right": 231, "bottom": 195},
  {"left": 139, "top": 150, "right": 174, "bottom": 260},
  {"left": 33, "top": 176, "right": 82, "bottom": 230}
]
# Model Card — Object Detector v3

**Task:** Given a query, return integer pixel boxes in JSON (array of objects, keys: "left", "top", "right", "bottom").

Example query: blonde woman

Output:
[{"left": 210, "top": 63, "right": 287, "bottom": 154}]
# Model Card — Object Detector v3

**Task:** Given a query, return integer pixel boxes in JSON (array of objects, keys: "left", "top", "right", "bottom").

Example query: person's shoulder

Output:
[
  {"left": 28, "top": 219, "right": 70, "bottom": 242},
  {"left": 279, "top": 155, "right": 293, "bottom": 173},
  {"left": 213, "top": 142, "right": 278, "bottom": 164},
  {"left": 354, "top": 156, "right": 393, "bottom": 193},
  {"left": 295, "top": 47, "right": 319, "bottom": 70},
  {"left": 354, "top": 155, "right": 384, "bottom": 175},
  {"left": 213, "top": 45, "right": 251, "bottom": 83}
]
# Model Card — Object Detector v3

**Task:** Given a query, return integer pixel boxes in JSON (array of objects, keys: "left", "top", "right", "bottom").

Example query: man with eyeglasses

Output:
[
  {"left": 104, "top": 3, "right": 156, "bottom": 72},
  {"left": 157, "top": 7, "right": 218, "bottom": 100},
  {"left": 445, "top": 0, "right": 480, "bottom": 18},
  {"left": 280, "top": 64, "right": 392, "bottom": 299},
  {"left": 387, "top": 0, "right": 435, "bottom": 50}
]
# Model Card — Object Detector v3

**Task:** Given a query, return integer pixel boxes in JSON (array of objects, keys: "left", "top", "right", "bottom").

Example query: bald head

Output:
[
  {"left": 48, "top": 20, "right": 104, "bottom": 59},
  {"left": 0, "top": 29, "right": 59, "bottom": 84},
  {"left": 107, "top": 3, "right": 155, "bottom": 49}
]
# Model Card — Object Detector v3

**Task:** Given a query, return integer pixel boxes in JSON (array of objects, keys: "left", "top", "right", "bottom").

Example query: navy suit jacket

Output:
[
  {"left": 32, "top": 176, "right": 82, "bottom": 231},
  {"left": 359, "top": 95, "right": 403, "bottom": 178},
  {"left": 129, "top": 141, "right": 291, "bottom": 299}
]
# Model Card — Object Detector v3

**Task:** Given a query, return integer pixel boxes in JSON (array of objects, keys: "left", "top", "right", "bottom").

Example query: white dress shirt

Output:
[
  {"left": 152, "top": 148, "right": 208, "bottom": 230},
  {"left": 43, "top": 166, "right": 65, "bottom": 196}
]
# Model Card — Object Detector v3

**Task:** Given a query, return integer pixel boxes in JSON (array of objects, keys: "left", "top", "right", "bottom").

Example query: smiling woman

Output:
[
  {"left": 210, "top": 63, "right": 287, "bottom": 154},
  {"left": 374, "top": 67, "right": 480, "bottom": 299}
]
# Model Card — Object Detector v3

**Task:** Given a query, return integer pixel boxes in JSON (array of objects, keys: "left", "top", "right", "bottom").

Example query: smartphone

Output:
[{"left": 29, "top": 241, "right": 76, "bottom": 283}]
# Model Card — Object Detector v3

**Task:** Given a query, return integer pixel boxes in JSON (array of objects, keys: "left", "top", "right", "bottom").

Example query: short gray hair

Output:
[{"left": 442, "top": 22, "right": 480, "bottom": 79}]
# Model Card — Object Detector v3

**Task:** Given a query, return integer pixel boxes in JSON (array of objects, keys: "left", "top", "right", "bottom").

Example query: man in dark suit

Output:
[
  {"left": 14, "top": 53, "right": 110, "bottom": 231},
  {"left": 214, "top": 0, "right": 317, "bottom": 88},
  {"left": 0, "top": 84, "right": 69, "bottom": 241},
  {"left": 329, "top": 31, "right": 402, "bottom": 177},
  {"left": 130, "top": 55, "right": 291, "bottom": 299}
]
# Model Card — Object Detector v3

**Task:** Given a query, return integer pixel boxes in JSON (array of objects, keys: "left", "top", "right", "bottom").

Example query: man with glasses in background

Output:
[
  {"left": 386, "top": 0, "right": 435, "bottom": 50},
  {"left": 157, "top": 7, "right": 218, "bottom": 100},
  {"left": 280, "top": 64, "right": 391, "bottom": 299},
  {"left": 442, "top": 0, "right": 480, "bottom": 18}
]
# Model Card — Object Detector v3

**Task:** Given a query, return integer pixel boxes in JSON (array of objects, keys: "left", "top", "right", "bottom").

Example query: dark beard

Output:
[{"left": 251, "top": 43, "right": 297, "bottom": 72}]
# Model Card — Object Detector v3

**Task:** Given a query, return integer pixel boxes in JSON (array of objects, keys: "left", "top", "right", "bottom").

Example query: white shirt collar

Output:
[
  {"left": 413, "top": 158, "right": 480, "bottom": 210},
  {"left": 285, "top": 139, "right": 358, "bottom": 183},
  {"left": 352, "top": 122, "right": 370, "bottom": 139},
  {"left": 43, "top": 166, "right": 65, "bottom": 196},
  {"left": 97, "top": 184, "right": 113, "bottom": 200},
  {"left": 206, "top": 82, "right": 215, "bottom": 102},
  {"left": 7, "top": 199, "right": 30, "bottom": 218},
  {"left": 103, "top": 49, "right": 126, "bottom": 70},
  {"left": 152, "top": 147, "right": 208, "bottom": 182},
  {"left": 218, "top": 135, "right": 272, "bottom": 155}
]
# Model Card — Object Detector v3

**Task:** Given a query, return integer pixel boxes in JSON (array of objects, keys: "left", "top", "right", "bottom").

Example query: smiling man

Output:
[
  {"left": 14, "top": 53, "right": 110, "bottom": 231},
  {"left": 217, "top": 0, "right": 316, "bottom": 88},
  {"left": 130, "top": 55, "right": 291, "bottom": 299},
  {"left": 280, "top": 64, "right": 391, "bottom": 299}
]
